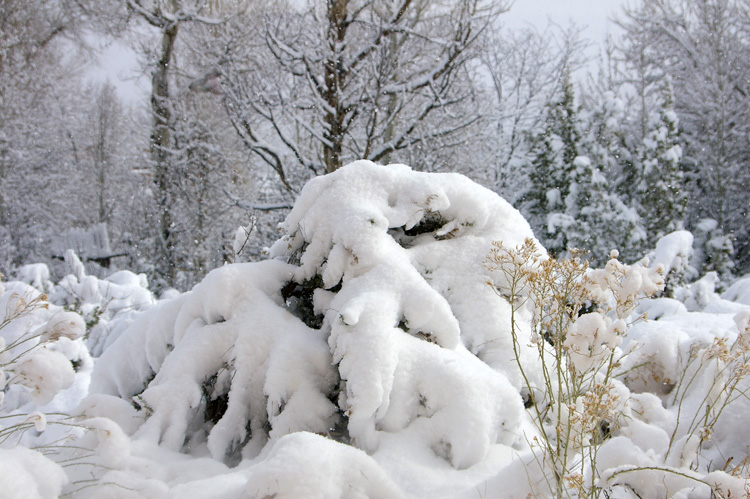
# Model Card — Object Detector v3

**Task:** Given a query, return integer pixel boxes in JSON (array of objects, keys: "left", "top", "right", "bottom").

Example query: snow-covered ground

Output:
[{"left": 1, "top": 162, "right": 748, "bottom": 498}]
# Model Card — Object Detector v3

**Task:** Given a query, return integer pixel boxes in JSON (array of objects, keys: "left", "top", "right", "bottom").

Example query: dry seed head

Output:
[
  {"left": 733, "top": 362, "right": 750, "bottom": 378},
  {"left": 564, "top": 472, "right": 585, "bottom": 491},
  {"left": 705, "top": 338, "right": 731, "bottom": 362}
]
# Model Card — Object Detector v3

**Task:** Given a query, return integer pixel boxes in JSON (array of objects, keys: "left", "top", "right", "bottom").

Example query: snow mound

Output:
[
  {"left": 0, "top": 447, "right": 67, "bottom": 499},
  {"left": 50, "top": 254, "right": 155, "bottom": 357},
  {"left": 650, "top": 230, "right": 693, "bottom": 275},
  {"left": 723, "top": 275, "right": 750, "bottom": 306},
  {"left": 90, "top": 161, "right": 542, "bottom": 477},
  {"left": 241, "top": 432, "right": 404, "bottom": 498}
]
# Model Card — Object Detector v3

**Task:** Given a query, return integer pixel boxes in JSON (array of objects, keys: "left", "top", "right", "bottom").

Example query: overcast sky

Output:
[{"left": 503, "top": 0, "right": 625, "bottom": 44}]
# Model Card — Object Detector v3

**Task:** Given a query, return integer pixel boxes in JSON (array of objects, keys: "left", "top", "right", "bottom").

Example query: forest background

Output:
[{"left": 1, "top": 0, "right": 748, "bottom": 291}]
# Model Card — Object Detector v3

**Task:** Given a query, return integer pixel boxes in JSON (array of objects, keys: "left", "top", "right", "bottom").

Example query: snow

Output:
[
  {"left": 723, "top": 275, "right": 750, "bottom": 306},
  {"left": 1, "top": 162, "right": 749, "bottom": 497},
  {"left": 14, "top": 264, "right": 53, "bottom": 293},
  {"left": 41, "top": 311, "right": 85, "bottom": 342},
  {"left": 650, "top": 230, "right": 693, "bottom": 275},
  {"left": 0, "top": 446, "right": 67, "bottom": 499},
  {"left": 240, "top": 432, "right": 404, "bottom": 498}
]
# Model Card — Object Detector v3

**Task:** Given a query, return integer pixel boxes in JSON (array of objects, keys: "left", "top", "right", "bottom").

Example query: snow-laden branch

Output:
[{"left": 223, "top": 189, "right": 293, "bottom": 212}]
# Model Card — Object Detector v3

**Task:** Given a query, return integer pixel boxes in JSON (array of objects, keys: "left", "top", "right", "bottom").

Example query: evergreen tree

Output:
[
  {"left": 574, "top": 92, "right": 646, "bottom": 263},
  {"left": 523, "top": 69, "right": 582, "bottom": 257},
  {"left": 569, "top": 155, "right": 645, "bottom": 266},
  {"left": 636, "top": 78, "right": 688, "bottom": 241},
  {"left": 616, "top": 0, "right": 750, "bottom": 275}
]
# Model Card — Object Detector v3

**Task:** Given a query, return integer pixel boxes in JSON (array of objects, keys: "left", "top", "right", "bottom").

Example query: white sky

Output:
[
  {"left": 86, "top": 36, "right": 146, "bottom": 106},
  {"left": 502, "top": 0, "right": 624, "bottom": 45}
]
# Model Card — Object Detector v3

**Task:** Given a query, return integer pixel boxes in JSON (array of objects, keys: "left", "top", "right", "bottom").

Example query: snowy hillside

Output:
[{"left": 1, "top": 163, "right": 748, "bottom": 498}]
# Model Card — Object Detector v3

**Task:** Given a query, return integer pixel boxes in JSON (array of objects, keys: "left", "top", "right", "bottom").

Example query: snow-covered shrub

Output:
[
  {"left": 48, "top": 250, "right": 155, "bottom": 356},
  {"left": 485, "top": 242, "right": 665, "bottom": 497},
  {"left": 620, "top": 276, "right": 750, "bottom": 483},
  {"left": 0, "top": 281, "right": 89, "bottom": 411},
  {"left": 648, "top": 230, "right": 695, "bottom": 297},
  {"left": 90, "top": 161, "right": 544, "bottom": 478},
  {"left": 0, "top": 274, "right": 97, "bottom": 498},
  {"left": 13, "top": 263, "right": 54, "bottom": 294},
  {"left": 487, "top": 239, "right": 750, "bottom": 498},
  {"left": 0, "top": 446, "right": 68, "bottom": 499}
]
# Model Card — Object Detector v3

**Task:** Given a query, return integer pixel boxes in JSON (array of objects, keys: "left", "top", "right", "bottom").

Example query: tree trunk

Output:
[
  {"left": 151, "top": 21, "right": 179, "bottom": 284},
  {"left": 323, "top": 0, "right": 347, "bottom": 174}
]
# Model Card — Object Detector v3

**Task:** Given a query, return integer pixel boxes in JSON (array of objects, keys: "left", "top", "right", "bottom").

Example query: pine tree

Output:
[
  {"left": 573, "top": 92, "right": 646, "bottom": 264},
  {"left": 616, "top": 0, "right": 750, "bottom": 275},
  {"left": 569, "top": 155, "right": 645, "bottom": 266},
  {"left": 523, "top": 69, "right": 582, "bottom": 258},
  {"left": 637, "top": 78, "right": 687, "bottom": 241}
]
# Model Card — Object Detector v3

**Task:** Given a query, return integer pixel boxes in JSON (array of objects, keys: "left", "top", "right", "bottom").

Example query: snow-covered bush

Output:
[
  {"left": 485, "top": 242, "right": 664, "bottom": 497},
  {"left": 621, "top": 274, "right": 750, "bottom": 476},
  {"left": 0, "top": 274, "right": 93, "bottom": 498},
  {"left": 45, "top": 250, "right": 155, "bottom": 356},
  {"left": 486, "top": 238, "right": 750, "bottom": 498},
  {"left": 647, "top": 230, "right": 695, "bottom": 297},
  {"left": 0, "top": 446, "right": 68, "bottom": 499},
  {"left": 0, "top": 281, "right": 88, "bottom": 411},
  {"left": 90, "top": 161, "right": 544, "bottom": 480}
]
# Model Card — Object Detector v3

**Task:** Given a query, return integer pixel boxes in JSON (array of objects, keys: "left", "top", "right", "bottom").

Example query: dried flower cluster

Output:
[{"left": 485, "top": 239, "right": 664, "bottom": 497}]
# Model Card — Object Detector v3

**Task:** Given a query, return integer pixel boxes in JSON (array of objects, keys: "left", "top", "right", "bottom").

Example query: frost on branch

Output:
[{"left": 91, "top": 161, "right": 543, "bottom": 469}]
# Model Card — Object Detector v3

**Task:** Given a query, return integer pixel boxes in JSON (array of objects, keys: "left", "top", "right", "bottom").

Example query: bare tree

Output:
[
  {"left": 217, "top": 0, "right": 507, "bottom": 188},
  {"left": 123, "top": 0, "right": 230, "bottom": 286},
  {"left": 0, "top": 0, "right": 91, "bottom": 270},
  {"left": 479, "top": 24, "right": 587, "bottom": 202}
]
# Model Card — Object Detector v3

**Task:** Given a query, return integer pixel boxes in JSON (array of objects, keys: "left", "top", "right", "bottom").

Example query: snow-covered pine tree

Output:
[
  {"left": 90, "top": 162, "right": 542, "bottom": 476},
  {"left": 522, "top": 68, "right": 582, "bottom": 258},
  {"left": 570, "top": 92, "right": 646, "bottom": 264},
  {"left": 524, "top": 126, "right": 560, "bottom": 232},
  {"left": 481, "top": 25, "right": 587, "bottom": 204},
  {"left": 637, "top": 77, "right": 687, "bottom": 241},
  {"left": 692, "top": 218, "right": 735, "bottom": 286}
]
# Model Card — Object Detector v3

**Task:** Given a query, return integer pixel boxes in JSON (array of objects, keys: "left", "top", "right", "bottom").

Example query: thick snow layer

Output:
[
  {"left": 650, "top": 230, "right": 693, "bottom": 275},
  {"left": 240, "top": 432, "right": 404, "bottom": 498},
  {"left": 0, "top": 447, "right": 67, "bottom": 499},
  {"left": 723, "top": 275, "right": 750, "bottom": 306}
]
